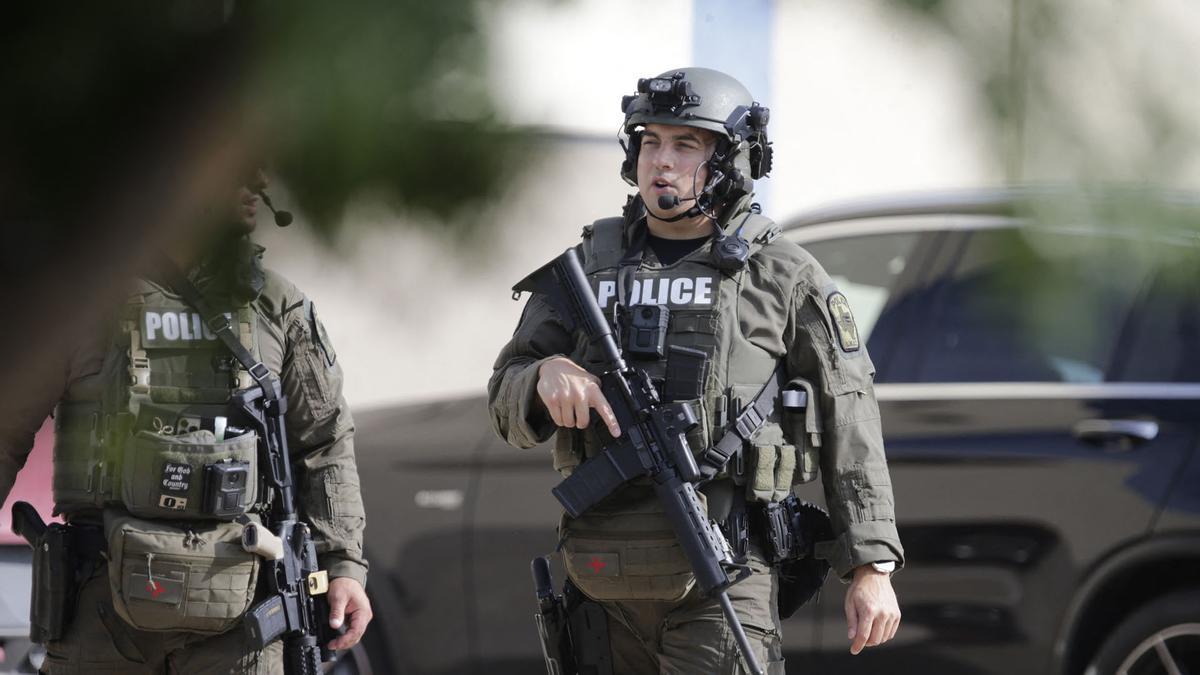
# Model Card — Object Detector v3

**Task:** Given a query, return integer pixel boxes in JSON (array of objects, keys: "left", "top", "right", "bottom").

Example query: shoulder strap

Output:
[
  {"left": 162, "top": 261, "right": 278, "bottom": 402},
  {"left": 727, "top": 210, "right": 783, "bottom": 259},
  {"left": 581, "top": 217, "right": 626, "bottom": 270}
]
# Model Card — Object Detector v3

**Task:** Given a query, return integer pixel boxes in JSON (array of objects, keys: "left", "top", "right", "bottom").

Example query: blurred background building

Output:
[{"left": 245, "top": 0, "right": 1200, "bottom": 408}]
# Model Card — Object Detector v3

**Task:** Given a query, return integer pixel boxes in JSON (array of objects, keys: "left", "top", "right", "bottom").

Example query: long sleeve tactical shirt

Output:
[
  {"left": 0, "top": 268, "right": 368, "bottom": 587},
  {"left": 488, "top": 219, "right": 904, "bottom": 579}
]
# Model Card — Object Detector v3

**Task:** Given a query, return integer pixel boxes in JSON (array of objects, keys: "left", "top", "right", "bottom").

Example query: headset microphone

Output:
[
  {"left": 256, "top": 190, "right": 293, "bottom": 227},
  {"left": 657, "top": 194, "right": 684, "bottom": 210},
  {"left": 651, "top": 194, "right": 703, "bottom": 222}
]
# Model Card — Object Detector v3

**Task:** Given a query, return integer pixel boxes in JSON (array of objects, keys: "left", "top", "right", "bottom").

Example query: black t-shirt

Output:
[{"left": 647, "top": 233, "right": 708, "bottom": 266}]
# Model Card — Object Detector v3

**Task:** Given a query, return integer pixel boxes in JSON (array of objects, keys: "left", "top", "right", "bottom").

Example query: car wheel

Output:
[{"left": 1084, "top": 589, "right": 1200, "bottom": 675}]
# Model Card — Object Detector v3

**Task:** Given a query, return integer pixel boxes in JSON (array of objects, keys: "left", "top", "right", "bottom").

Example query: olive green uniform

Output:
[
  {"left": 0, "top": 249, "right": 367, "bottom": 674},
  {"left": 489, "top": 208, "right": 904, "bottom": 674}
]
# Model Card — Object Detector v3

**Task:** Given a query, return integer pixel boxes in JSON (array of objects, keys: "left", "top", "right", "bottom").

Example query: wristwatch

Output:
[{"left": 869, "top": 561, "right": 896, "bottom": 575}]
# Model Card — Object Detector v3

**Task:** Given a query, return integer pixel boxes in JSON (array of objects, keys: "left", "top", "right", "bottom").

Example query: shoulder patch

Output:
[{"left": 826, "top": 292, "right": 861, "bottom": 352}]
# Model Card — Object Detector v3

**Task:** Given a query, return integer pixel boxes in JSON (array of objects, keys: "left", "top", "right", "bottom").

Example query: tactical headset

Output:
[{"left": 617, "top": 69, "right": 773, "bottom": 271}]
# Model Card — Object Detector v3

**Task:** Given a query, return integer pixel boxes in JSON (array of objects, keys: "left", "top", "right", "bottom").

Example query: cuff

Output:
[
  {"left": 815, "top": 520, "right": 905, "bottom": 581},
  {"left": 320, "top": 554, "right": 369, "bottom": 589},
  {"left": 515, "top": 355, "right": 564, "bottom": 446}
]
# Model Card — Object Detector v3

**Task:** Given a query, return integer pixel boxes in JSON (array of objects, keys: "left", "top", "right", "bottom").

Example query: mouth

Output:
[{"left": 652, "top": 177, "right": 675, "bottom": 194}]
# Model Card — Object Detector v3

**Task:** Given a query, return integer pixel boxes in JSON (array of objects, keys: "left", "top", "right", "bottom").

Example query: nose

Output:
[
  {"left": 650, "top": 145, "right": 676, "bottom": 171},
  {"left": 250, "top": 167, "right": 269, "bottom": 193}
]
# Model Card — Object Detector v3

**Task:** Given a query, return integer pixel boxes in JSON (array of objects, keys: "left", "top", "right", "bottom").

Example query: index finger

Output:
[{"left": 587, "top": 386, "right": 621, "bottom": 437}]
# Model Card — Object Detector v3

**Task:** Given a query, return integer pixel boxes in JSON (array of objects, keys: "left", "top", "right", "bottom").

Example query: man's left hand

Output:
[
  {"left": 845, "top": 565, "right": 900, "bottom": 655},
  {"left": 326, "top": 577, "right": 373, "bottom": 651}
]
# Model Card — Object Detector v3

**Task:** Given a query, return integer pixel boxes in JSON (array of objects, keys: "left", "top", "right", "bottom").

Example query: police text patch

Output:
[
  {"left": 827, "top": 292, "right": 861, "bottom": 352},
  {"left": 141, "top": 307, "right": 233, "bottom": 348},
  {"left": 592, "top": 273, "right": 717, "bottom": 310}
]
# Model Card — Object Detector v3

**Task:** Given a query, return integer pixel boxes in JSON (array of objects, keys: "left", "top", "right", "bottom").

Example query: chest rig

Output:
[
  {"left": 556, "top": 209, "right": 796, "bottom": 492},
  {"left": 52, "top": 278, "right": 263, "bottom": 518}
]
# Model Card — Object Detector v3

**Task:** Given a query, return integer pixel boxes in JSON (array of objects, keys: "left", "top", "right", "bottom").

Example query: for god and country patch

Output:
[{"left": 827, "top": 292, "right": 861, "bottom": 353}]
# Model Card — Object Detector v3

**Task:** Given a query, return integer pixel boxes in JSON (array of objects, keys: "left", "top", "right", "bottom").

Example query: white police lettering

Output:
[
  {"left": 141, "top": 310, "right": 228, "bottom": 343},
  {"left": 597, "top": 280, "right": 616, "bottom": 309},
  {"left": 669, "top": 277, "right": 693, "bottom": 304},
  {"left": 179, "top": 312, "right": 194, "bottom": 340},
  {"left": 162, "top": 313, "right": 180, "bottom": 340},
  {"left": 145, "top": 312, "right": 163, "bottom": 341},
  {"left": 594, "top": 274, "right": 716, "bottom": 309}
]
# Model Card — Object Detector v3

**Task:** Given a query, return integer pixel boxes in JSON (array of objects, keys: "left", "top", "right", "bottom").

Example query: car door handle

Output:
[{"left": 1073, "top": 418, "right": 1159, "bottom": 446}]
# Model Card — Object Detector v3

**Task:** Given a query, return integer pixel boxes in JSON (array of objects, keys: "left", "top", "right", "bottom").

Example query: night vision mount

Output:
[{"left": 622, "top": 72, "right": 701, "bottom": 116}]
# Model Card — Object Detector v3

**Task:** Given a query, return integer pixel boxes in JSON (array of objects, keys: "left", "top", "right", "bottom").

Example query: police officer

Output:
[
  {"left": 0, "top": 169, "right": 371, "bottom": 673},
  {"left": 489, "top": 68, "right": 903, "bottom": 673}
]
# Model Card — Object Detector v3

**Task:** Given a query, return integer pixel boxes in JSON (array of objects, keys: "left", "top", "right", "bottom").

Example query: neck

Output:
[{"left": 645, "top": 212, "right": 715, "bottom": 240}]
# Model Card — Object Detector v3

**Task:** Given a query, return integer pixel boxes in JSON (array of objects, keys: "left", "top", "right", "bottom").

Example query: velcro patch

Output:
[
  {"left": 160, "top": 462, "right": 193, "bottom": 495},
  {"left": 827, "top": 292, "right": 861, "bottom": 352},
  {"left": 128, "top": 571, "right": 185, "bottom": 605},
  {"left": 575, "top": 553, "right": 620, "bottom": 577}
]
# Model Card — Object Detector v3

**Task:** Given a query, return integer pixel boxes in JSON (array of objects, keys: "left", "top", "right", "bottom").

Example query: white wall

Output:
[{"left": 261, "top": 0, "right": 1198, "bottom": 410}]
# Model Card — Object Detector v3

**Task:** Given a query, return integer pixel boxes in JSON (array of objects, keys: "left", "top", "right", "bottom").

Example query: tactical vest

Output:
[
  {"left": 52, "top": 279, "right": 263, "bottom": 520},
  {"left": 555, "top": 209, "right": 826, "bottom": 601},
  {"left": 553, "top": 208, "right": 823, "bottom": 492}
]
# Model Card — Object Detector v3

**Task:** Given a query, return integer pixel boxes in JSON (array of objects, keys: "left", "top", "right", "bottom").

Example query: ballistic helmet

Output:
[{"left": 619, "top": 67, "right": 772, "bottom": 207}]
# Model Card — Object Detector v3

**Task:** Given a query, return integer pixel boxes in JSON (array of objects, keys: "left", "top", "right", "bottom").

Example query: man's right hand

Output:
[{"left": 536, "top": 357, "right": 621, "bottom": 437}]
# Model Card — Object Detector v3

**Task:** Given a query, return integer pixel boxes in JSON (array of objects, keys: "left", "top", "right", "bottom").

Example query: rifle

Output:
[
  {"left": 168, "top": 273, "right": 335, "bottom": 675},
  {"left": 231, "top": 379, "right": 335, "bottom": 675},
  {"left": 515, "top": 248, "right": 765, "bottom": 675}
]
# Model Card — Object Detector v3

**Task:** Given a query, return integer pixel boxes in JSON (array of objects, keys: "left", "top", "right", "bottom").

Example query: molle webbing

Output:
[{"left": 51, "top": 280, "right": 262, "bottom": 515}]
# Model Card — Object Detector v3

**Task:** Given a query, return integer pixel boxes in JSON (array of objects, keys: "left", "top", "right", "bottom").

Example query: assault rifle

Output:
[
  {"left": 515, "top": 248, "right": 765, "bottom": 675},
  {"left": 168, "top": 272, "right": 335, "bottom": 675},
  {"left": 231, "top": 378, "right": 335, "bottom": 675}
]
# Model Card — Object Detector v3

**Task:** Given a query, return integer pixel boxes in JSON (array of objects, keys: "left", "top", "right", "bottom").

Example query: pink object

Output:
[{"left": 0, "top": 418, "right": 59, "bottom": 545}]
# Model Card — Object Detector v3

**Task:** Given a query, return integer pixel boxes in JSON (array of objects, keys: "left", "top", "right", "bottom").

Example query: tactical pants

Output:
[
  {"left": 41, "top": 563, "right": 282, "bottom": 674},
  {"left": 601, "top": 552, "right": 785, "bottom": 675}
]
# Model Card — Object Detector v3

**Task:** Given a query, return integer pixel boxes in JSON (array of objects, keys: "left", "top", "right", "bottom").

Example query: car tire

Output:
[{"left": 1084, "top": 589, "right": 1200, "bottom": 675}]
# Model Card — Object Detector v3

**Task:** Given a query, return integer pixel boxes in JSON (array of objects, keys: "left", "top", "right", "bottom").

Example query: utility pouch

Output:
[
  {"left": 103, "top": 508, "right": 260, "bottom": 634},
  {"left": 781, "top": 379, "right": 822, "bottom": 485},
  {"left": 559, "top": 488, "right": 702, "bottom": 602},
  {"left": 728, "top": 384, "right": 793, "bottom": 502},
  {"left": 121, "top": 429, "right": 258, "bottom": 520},
  {"left": 29, "top": 524, "right": 78, "bottom": 643}
]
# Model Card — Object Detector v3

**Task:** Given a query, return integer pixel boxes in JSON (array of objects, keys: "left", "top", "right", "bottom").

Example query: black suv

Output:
[{"left": 354, "top": 188, "right": 1200, "bottom": 675}]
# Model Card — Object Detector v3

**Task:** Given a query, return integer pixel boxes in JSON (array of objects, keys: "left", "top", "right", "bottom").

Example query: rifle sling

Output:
[
  {"left": 698, "top": 363, "right": 784, "bottom": 480},
  {"left": 161, "top": 260, "right": 278, "bottom": 403}
]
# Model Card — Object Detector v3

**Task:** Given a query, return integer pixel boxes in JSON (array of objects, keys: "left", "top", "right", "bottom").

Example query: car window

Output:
[
  {"left": 802, "top": 232, "right": 922, "bottom": 345},
  {"left": 1109, "top": 253, "right": 1200, "bottom": 383},
  {"left": 911, "top": 228, "right": 1150, "bottom": 383}
]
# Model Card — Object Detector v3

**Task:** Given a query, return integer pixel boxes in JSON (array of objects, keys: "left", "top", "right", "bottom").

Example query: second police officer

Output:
[{"left": 489, "top": 67, "right": 904, "bottom": 673}]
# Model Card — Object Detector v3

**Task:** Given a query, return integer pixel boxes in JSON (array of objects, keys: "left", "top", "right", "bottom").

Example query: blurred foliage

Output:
[
  {"left": 0, "top": 0, "right": 529, "bottom": 247},
  {"left": 888, "top": 0, "right": 1199, "bottom": 378}
]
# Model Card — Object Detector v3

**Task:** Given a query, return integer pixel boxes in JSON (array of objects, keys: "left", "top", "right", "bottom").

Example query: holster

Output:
[
  {"left": 27, "top": 520, "right": 104, "bottom": 643},
  {"left": 563, "top": 580, "right": 614, "bottom": 675},
  {"left": 721, "top": 494, "right": 834, "bottom": 619}
]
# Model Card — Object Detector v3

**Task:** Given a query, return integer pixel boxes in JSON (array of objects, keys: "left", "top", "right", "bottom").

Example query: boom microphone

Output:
[{"left": 256, "top": 190, "right": 294, "bottom": 227}]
